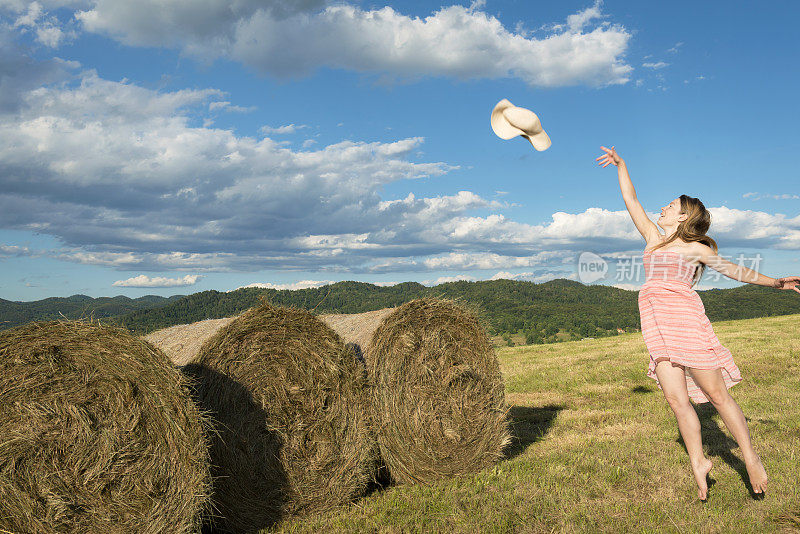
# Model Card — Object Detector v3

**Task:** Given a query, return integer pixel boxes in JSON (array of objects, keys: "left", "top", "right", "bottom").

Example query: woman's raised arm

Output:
[{"left": 596, "top": 146, "right": 660, "bottom": 242}]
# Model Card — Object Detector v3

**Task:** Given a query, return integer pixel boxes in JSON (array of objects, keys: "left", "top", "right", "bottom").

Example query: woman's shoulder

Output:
[{"left": 644, "top": 238, "right": 706, "bottom": 267}]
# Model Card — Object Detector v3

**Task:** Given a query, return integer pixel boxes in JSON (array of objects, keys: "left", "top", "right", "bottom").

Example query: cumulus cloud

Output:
[
  {"left": 421, "top": 251, "right": 568, "bottom": 271},
  {"left": 0, "top": 64, "right": 461, "bottom": 273},
  {"left": 9, "top": 1, "right": 77, "bottom": 47},
  {"left": 2, "top": 34, "right": 798, "bottom": 279},
  {"left": 112, "top": 274, "right": 201, "bottom": 287},
  {"left": 74, "top": 0, "right": 632, "bottom": 87},
  {"left": 0, "top": 25, "right": 77, "bottom": 112},
  {"left": 423, "top": 274, "right": 476, "bottom": 286},
  {"left": 705, "top": 206, "right": 800, "bottom": 250},
  {"left": 234, "top": 279, "right": 333, "bottom": 291},
  {"left": 642, "top": 61, "right": 668, "bottom": 69},
  {"left": 0, "top": 244, "right": 33, "bottom": 257}
]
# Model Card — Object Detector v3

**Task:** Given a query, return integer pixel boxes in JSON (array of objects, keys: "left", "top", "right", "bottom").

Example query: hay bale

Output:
[
  {"left": 367, "top": 298, "right": 512, "bottom": 485},
  {"left": 0, "top": 321, "right": 211, "bottom": 534},
  {"left": 182, "top": 303, "right": 376, "bottom": 533},
  {"left": 321, "top": 307, "right": 395, "bottom": 360},
  {"left": 143, "top": 316, "right": 237, "bottom": 366},
  {"left": 145, "top": 310, "right": 392, "bottom": 368}
]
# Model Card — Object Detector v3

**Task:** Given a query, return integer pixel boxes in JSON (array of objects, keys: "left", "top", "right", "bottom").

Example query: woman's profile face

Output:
[{"left": 657, "top": 197, "right": 683, "bottom": 228}]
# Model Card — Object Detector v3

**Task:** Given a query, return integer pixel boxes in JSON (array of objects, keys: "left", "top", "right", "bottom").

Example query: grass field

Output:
[{"left": 265, "top": 313, "right": 800, "bottom": 533}]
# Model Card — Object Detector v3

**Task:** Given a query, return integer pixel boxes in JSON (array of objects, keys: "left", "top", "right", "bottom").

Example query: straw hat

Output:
[{"left": 490, "top": 98, "right": 551, "bottom": 151}]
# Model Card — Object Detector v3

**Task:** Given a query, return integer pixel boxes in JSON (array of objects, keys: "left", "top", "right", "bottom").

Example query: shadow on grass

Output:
[
  {"left": 503, "top": 404, "right": 564, "bottom": 460},
  {"left": 676, "top": 402, "right": 764, "bottom": 500},
  {"left": 631, "top": 385, "right": 655, "bottom": 394}
]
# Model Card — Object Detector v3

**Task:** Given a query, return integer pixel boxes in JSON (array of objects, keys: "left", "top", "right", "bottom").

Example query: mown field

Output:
[{"left": 266, "top": 313, "right": 800, "bottom": 533}]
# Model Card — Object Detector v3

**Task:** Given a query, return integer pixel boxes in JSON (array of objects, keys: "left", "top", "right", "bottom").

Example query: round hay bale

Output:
[
  {"left": 0, "top": 321, "right": 211, "bottom": 534},
  {"left": 143, "top": 316, "right": 237, "bottom": 366},
  {"left": 367, "top": 298, "right": 512, "bottom": 485},
  {"left": 321, "top": 308, "right": 395, "bottom": 362},
  {"left": 182, "top": 303, "right": 376, "bottom": 533}
]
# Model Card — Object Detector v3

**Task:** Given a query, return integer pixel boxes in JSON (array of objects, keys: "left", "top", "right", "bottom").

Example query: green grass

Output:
[{"left": 266, "top": 313, "right": 800, "bottom": 533}]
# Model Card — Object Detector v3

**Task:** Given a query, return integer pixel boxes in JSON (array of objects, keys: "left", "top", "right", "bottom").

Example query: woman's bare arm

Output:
[
  {"left": 596, "top": 146, "right": 660, "bottom": 242},
  {"left": 694, "top": 244, "right": 777, "bottom": 286}
]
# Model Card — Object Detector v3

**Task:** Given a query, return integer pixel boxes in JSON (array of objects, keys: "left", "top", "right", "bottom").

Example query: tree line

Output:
[{"left": 4, "top": 279, "right": 799, "bottom": 346}]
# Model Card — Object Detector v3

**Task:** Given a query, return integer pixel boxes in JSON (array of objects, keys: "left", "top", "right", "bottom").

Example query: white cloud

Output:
[
  {"left": 12, "top": 2, "right": 43, "bottom": 27},
  {"left": 423, "top": 275, "right": 476, "bottom": 286},
  {"left": 667, "top": 42, "right": 683, "bottom": 54},
  {"left": 0, "top": 244, "right": 33, "bottom": 257},
  {"left": 706, "top": 206, "right": 800, "bottom": 249},
  {"left": 642, "top": 61, "right": 668, "bottom": 69},
  {"left": 75, "top": 1, "right": 632, "bottom": 87},
  {"left": 0, "top": 65, "right": 460, "bottom": 273},
  {"left": 259, "top": 123, "right": 308, "bottom": 134},
  {"left": 208, "top": 100, "right": 256, "bottom": 113},
  {"left": 2, "top": 39, "right": 798, "bottom": 279},
  {"left": 234, "top": 279, "right": 333, "bottom": 291},
  {"left": 489, "top": 270, "right": 574, "bottom": 283},
  {"left": 421, "top": 251, "right": 566, "bottom": 271},
  {"left": 0, "top": 25, "right": 76, "bottom": 112},
  {"left": 566, "top": 0, "right": 604, "bottom": 32},
  {"left": 490, "top": 271, "right": 527, "bottom": 280},
  {"left": 112, "top": 274, "right": 201, "bottom": 287},
  {"left": 10, "top": 1, "right": 76, "bottom": 47},
  {"left": 742, "top": 192, "right": 799, "bottom": 201}
]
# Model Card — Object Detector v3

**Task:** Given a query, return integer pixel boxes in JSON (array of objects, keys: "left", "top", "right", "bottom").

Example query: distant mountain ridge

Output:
[
  {"left": 3, "top": 279, "right": 798, "bottom": 344},
  {"left": 0, "top": 294, "right": 184, "bottom": 330}
]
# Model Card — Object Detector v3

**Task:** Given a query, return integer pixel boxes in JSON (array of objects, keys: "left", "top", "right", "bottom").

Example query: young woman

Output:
[{"left": 596, "top": 145, "right": 800, "bottom": 501}]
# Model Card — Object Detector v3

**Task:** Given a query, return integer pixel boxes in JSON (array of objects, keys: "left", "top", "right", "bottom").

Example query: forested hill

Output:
[
  {"left": 4, "top": 280, "right": 798, "bottom": 344},
  {"left": 0, "top": 294, "right": 183, "bottom": 330},
  {"left": 112, "top": 279, "right": 800, "bottom": 342}
]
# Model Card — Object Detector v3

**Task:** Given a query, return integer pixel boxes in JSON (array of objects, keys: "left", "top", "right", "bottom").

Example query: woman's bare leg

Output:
[
  {"left": 654, "top": 360, "right": 713, "bottom": 499},
  {"left": 687, "top": 367, "right": 767, "bottom": 494}
]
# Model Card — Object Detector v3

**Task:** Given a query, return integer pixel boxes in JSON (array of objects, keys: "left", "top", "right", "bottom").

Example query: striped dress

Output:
[{"left": 638, "top": 249, "right": 742, "bottom": 403}]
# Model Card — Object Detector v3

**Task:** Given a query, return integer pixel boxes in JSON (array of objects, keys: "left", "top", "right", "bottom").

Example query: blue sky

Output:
[{"left": 1, "top": 0, "right": 798, "bottom": 301}]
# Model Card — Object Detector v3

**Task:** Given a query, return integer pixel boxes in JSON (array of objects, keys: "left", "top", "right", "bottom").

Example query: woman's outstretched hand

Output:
[
  {"left": 773, "top": 276, "right": 800, "bottom": 294},
  {"left": 596, "top": 146, "right": 622, "bottom": 168}
]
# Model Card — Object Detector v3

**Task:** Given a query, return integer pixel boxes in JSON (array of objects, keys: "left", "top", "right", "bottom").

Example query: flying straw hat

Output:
[{"left": 490, "top": 98, "right": 551, "bottom": 151}]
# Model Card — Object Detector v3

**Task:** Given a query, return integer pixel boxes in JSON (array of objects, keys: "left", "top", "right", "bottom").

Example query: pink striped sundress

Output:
[{"left": 638, "top": 249, "right": 742, "bottom": 403}]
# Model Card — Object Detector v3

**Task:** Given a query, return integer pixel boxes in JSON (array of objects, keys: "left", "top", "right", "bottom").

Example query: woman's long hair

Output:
[{"left": 648, "top": 194, "right": 718, "bottom": 287}]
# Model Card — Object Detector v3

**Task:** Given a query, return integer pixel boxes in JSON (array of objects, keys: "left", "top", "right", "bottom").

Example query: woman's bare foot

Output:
[
  {"left": 746, "top": 456, "right": 768, "bottom": 495},
  {"left": 691, "top": 458, "right": 713, "bottom": 500}
]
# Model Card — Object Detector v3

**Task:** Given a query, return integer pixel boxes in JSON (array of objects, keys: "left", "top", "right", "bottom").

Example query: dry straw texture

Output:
[
  {"left": 367, "top": 298, "right": 512, "bottom": 485},
  {"left": 143, "top": 317, "right": 237, "bottom": 366},
  {"left": 143, "top": 310, "right": 392, "bottom": 368},
  {"left": 321, "top": 308, "right": 395, "bottom": 360},
  {"left": 0, "top": 321, "right": 211, "bottom": 534},
  {"left": 182, "top": 303, "right": 376, "bottom": 533}
]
